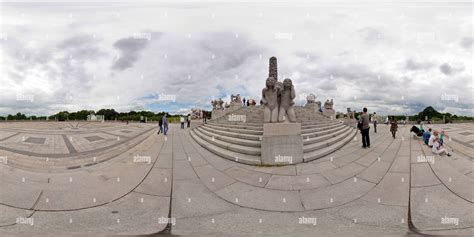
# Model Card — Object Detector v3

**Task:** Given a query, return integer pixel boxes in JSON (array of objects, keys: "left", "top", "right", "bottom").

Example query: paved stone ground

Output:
[{"left": 0, "top": 121, "right": 472, "bottom": 236}]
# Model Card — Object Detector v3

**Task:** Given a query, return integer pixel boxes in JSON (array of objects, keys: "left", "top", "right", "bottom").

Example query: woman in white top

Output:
[
  {"left": 428, "top": 131, "right": 438, "bottom": 147},
  {"left": 431, "top": 137, "right": 451, "bottom": 156}
]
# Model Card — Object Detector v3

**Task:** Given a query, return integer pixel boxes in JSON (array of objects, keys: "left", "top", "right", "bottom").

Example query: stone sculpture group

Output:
[{"left": 261, "top": 77, "right": 296, "bottom": 123}]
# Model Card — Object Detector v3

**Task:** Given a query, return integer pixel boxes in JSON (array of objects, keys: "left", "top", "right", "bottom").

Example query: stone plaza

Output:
[
  {"left": 0, "top": 58, "right": 472, "bottom": 236},
  {"left": 0, "top": 121, "right": 472, "bottom": 236}
]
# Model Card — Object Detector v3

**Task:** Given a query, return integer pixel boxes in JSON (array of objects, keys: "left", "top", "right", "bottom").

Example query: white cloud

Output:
[{"left": 0, "top": 2, "right": 472, "bottom": 116}]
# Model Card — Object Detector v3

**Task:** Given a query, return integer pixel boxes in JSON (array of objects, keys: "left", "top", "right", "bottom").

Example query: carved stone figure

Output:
[
  {"left": 261, "top": 77, "right": 280, "bottom": 123},
  {"left": 217, "top": 98, "right": 224, "bottom": 110},
  {"left": 269, "top": 57, "right": 278, "bottom": 80},
  {"left": 278, "top": 78, "right": 296, "bottom": 122},
  {"left": 324, "top": 99, "right": 334, "bottom": 110},
  {"left": 230, "top": 94, "right": 241, "bottom": 103},
  {"left": 306, "top": 93, "right": 316, "bottom": 103},
  {"left": 211, "top": 100, "right": 217, "bottom": 110},
  {"left": 191, "top": 108, "right": 203, "bottom": 119}
]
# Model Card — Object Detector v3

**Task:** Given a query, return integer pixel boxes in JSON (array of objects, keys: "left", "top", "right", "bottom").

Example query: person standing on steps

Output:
[
  {"left": 358, "top": 107, "right": 370, "bottom": 148},
  {"left": 390, "top": 117, "right": 398, "bottom": 138}
]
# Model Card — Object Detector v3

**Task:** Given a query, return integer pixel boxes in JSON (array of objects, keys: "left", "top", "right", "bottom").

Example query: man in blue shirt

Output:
[{"left": 422, "top": 128, "right": 432, "bottom": 145}]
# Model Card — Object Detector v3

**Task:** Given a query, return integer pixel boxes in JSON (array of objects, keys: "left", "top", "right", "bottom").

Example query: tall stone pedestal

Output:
[
  {"left": 261, "top": 123, "right": 303, "bottom": 165},
  {"left": 211, "top": 110, "right": 226, "bottom": 120}
]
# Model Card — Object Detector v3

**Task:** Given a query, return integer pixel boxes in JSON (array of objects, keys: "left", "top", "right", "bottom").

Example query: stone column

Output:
[{"left": 269, "top": 56, "right": 278, "bottom": 81}]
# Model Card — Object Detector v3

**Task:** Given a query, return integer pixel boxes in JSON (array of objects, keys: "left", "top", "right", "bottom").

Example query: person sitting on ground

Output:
[
  {"left": 439, "top": 130, "right": 447, "bottom": 146},
  {"left": 432, "top": 137, "right": 452, "bottom": 156},
  {"left": 428, "top": 130, "right": 438, "bottom": 148},
  {"left": 422, "top": 128, "right": 432, "bottom": 145}
]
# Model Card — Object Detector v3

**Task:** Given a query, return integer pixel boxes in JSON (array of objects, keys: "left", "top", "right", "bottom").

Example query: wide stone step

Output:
[
  {"left": 303, "top": 129, "right": 357, "bottom": 162},
  {"left": 193, "top": 128, "right": 261, "bottom": 155},
  {"left": 301, "top": 119, "right": 339, "bottom": 126},
  {"left": 301, "top": 121, "right": 342, "bottom": 130},
  {"left": 301, "top": 120, "right": 340, "bottom": 128},
  {"left": 204, "top": 124, "right": 263, "bottom": 135},
  {"left": 206, "top": 122, "right": 263, "bottom": 131},
  {"left": 303, "top": 126, "right": 352, "bottom": 145},
  {"left": 303, "top": 127, "right": 355, "bottom": 153},
  {"left": 208, "top": 121, "right": 263, "bottom": 127},
  {"left": 190, "top": 130, "right": 261, "bottom": 165},
  {"left": 196, "top": 127, "right": 261, "bottom": 147},
  {"left": 301, "top": 123, "right": 344, "bottom": 134},
  {"left": 301, "top": 124, "right": 347, "bottom": 138},
  {"left": 200, "top": 125, "right": 261, "bottom": 141}
]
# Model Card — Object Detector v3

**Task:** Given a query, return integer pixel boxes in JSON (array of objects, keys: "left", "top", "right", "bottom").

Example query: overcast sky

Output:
[{"left": 0, "top": 2, "right": 472, "bottom": 116}]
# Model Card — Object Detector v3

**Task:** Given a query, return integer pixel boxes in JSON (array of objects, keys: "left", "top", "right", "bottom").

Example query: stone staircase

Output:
[{"left": 190, "top": 105, "right": 357, "bottom": 165}]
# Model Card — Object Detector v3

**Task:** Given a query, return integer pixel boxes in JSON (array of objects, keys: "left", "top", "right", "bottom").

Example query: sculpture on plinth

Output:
[
  {"left": 304, "top": 93, "right": 322, "bottom": 112},
  {"left": 231, "top": 94, "right": 242, "bottom": 103},
  {"left": 322, "top": 99, "right": 336, "bottom": 118},
  {"left": 278, "top": 78, "right": 296, "bottom": 122},
  {"left": 261, "top": 77, "right": 280, "bottom": 123},
  {"left": 211, "top": 98, "right": 225, "bottom": 111},
  {"left": 191, "top": 108, "right": 203, "bottom": 119},
  {"left": 324, "top": 99, "right": 334, "bottom": 110}
]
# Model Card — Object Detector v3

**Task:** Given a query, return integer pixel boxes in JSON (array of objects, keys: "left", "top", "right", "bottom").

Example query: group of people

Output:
[
  {"left": 157, "top": 115, "right": 169, "bottom": 136},
  {"left": 242, "top": 98, "right": 256, "bottom": 107},
  {"left": 179, "top": 114, "right": 192, "bottom": 129},
  {"left": 358, "top": 109, "right": 400, "bottom": 149},
  {"left": 413, "top": 123, "right": 451, "bottom": 156}
]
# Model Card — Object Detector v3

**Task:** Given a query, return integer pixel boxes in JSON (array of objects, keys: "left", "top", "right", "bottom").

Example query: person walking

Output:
[
  {"left": 162, "top": 115, "right": 168, "bottom": 135},
  {"left": 358, "top": 108, "right": 370, "bottom": 148},
  {"left": 390, "top": 117, "right": 398, "bottom": 138},
  {"left": 187, "top": 114, "right": 191, "bottom": 128},
  {"left": 158, "top": 116, "right": 163, "bottom": 134},
  {"left": 180, "top": 115, "right": 185, "bottom": 129},
  {"left": 202, "top": 111, "right": 207, "bottom": 124},
  {"left": 372, "top": 112, "right": 378, "bottom": 133},
  {"left": 242, "top": 98, "right": 246, "bottom": 107}
]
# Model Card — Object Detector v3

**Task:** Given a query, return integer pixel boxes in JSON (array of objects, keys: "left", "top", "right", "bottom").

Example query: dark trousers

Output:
[
  {"left": 181, "top": 122, "right": 184, "bottom": 129},
  {"left": 361, "top": 128, "right": 370, "bottom": 147},
  {"left": 373, "top": 121, "right": 377, "bottom": 133},
  {"left": 187, "top": 121, "right": 190, "bottom": 128}
]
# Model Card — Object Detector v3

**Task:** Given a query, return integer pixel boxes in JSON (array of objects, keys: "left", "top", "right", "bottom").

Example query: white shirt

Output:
[
  {"left": 428, "top": 135, "right": 436, "bottom": 146},
  {"left": 180, "top": 117, "right": 185, "bottom": 122},
  {"left": 432, "top": 141, "right": 441, "bottom": 154}
]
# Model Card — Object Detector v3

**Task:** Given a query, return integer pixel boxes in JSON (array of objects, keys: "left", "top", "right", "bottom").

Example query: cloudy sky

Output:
[{"left": 0, "top": 1, "right": 472, "bottom": 116}]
